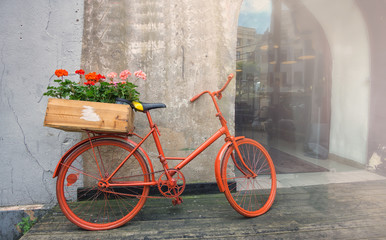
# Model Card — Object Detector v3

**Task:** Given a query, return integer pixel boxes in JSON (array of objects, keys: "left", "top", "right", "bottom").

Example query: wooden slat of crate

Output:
[{"left": 44, "top": 98, "right": 134, "bottom": 133}]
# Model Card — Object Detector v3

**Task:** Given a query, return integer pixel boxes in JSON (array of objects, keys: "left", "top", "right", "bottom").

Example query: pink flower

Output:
[
  {"left": 134, "top": 70, "right": 147, "bottom": 80},
  {"left": 119, "top": 70, "right": 131, "bottom": 80},
  {"left": 107, "top": 72, "right": 117, "bottom": 80}
]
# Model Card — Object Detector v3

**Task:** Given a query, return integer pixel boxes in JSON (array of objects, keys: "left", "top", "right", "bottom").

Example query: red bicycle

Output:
[{"left": 53, "top": 74, "right": 277, "bottom": 230}]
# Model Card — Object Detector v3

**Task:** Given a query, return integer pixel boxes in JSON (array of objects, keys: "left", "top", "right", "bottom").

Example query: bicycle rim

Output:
[
  {"left": 56, "top": 139, "right": 150, "bottom": 230},
  {"left": 221, "top": 138, "right": 276, "bottom": 217}
]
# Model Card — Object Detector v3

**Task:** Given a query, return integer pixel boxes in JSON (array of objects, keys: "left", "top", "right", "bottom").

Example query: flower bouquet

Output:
[
  {"left": 43, "top": 69, "right": 146, "bottom": 133},
  {"left": 44, "top": 69, "right": 146, "bottom": 103}
]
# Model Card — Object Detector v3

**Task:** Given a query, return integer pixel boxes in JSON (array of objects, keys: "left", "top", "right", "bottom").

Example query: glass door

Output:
[{"left": 236, "top": 0, "right": 332, "bottom": 173}]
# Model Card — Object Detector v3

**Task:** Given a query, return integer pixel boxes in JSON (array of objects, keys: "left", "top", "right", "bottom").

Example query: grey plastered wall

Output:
[
  {"left": 81, "top": 0, "right": 241, "bottom": 183},
  {"left": 0, "top": 0, "right": 84, "bottom": 206},
  {"left": 0, "top": 0, "right": 241, "bottom": 206}
]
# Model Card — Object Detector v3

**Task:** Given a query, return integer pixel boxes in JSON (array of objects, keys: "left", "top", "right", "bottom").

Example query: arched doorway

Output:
[{"left": 236, "top": 0, "right": 332, "bottom": 173}]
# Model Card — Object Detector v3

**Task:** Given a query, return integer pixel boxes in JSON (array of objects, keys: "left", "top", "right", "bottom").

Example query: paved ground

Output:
[{"left": 22, "top": 180, "right": 386, "bottom": 239}]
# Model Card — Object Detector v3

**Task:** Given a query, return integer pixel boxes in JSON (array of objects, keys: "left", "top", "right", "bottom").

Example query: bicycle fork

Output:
[
  {"left": 229, "top": 137, "right": 258, "bottom": 178},
  {"left": 217, "top": 111, "right": 257, "bottom": 179}
]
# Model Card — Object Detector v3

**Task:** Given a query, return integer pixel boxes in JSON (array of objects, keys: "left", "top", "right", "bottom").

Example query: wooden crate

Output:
[{"left": 44, "top": 98, "right": 134, "bottom": 133}]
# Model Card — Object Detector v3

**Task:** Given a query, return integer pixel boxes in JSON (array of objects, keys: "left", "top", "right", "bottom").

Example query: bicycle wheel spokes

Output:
[
  {"left": 221, "top": 138, "right": 276, "bottom": 217},
  {"left": 57, "top": 139, "right": 149, "bottom": 230}
]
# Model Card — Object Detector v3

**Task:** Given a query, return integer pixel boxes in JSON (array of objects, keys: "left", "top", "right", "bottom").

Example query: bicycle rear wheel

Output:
[
  {"left": 56, "top": 139, "right": 150, "bottom": 230},
  {"left": 221, "top": 138, "right": 276, "bottom": 217}
]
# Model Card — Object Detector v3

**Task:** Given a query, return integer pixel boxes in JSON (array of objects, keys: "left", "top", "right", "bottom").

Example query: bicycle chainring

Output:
[{"left": 157, "top": 169, "right": 186, "bottom": 198}]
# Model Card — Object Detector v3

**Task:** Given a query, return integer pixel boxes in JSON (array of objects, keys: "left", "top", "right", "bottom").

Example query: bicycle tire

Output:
[
  {"left": 56, "top": 139, "right": 150, "bottom": 230},
  {"left": 221, "top": 138, "right": 276, "bottom": 217}
]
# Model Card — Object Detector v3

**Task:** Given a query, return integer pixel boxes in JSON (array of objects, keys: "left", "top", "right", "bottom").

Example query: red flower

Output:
[
  {"left": 97, "top": 74, "right": 106, "bottom": 81},
  {"left": 55, "top": 69, "right": 68, "bottom": 77},
  {"left": 85, "top": 72, "right": 98, "bottom": 82},
  {"left": 84, "top": 81, "right": 95, "bottom": 86},
  {"left": 75, "top": 69, "right": 85, "bottom": 75}
]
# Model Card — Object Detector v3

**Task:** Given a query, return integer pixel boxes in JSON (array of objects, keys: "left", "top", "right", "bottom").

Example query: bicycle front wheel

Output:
[
  {"left": 221, "top": 138, "right": 276, "bottom": 217},
  {"left": 56, "top": 139, "right": 150, "bottom": 230}
]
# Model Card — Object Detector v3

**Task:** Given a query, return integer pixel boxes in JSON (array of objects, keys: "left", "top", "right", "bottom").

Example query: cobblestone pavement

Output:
[{"left": 22, "top": 180, "right": 386, "bottom": 239}]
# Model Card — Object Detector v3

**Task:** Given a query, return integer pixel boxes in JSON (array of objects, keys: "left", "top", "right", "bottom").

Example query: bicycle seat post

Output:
[{"left": 144, "top": 110, "right": 172, "bottom": 172}]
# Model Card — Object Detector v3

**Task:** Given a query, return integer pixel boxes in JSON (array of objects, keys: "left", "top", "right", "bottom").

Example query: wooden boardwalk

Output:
[{"left": 22, "top": 180, "right": 386, "bottom": 239}]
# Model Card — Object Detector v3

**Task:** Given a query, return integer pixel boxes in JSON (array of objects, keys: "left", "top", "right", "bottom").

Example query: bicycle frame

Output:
[
  {"left": 105, "top": 74, "right": 256, "bottom": 188},
  {"left": 106, "top": 105, "right": 232, "bottom": 188}
]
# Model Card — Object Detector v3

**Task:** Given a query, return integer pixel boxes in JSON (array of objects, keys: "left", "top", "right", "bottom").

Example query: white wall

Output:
[
  {"left": 301, "top": 0, "right": 370, "bottom": 164},
  {"left": 0, "top": 0, "right": 84, "bottom": 206}
]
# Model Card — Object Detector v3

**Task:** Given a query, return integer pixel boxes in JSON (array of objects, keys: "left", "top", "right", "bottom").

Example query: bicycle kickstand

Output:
[{"left": 172, "top": 196, "right": 183, "bottom": 206}]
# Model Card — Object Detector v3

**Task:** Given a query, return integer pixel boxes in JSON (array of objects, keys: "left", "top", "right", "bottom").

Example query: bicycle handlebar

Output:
[
  {"left": 190, "top": 73, "right": 234, "bottom": 102},
  {"left": 218, "top": 73, "right": 234, "bottom": 95}
]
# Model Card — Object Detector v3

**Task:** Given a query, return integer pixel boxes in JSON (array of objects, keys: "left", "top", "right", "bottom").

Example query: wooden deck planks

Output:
[{"left": 22, "top": 180, "right": 386, "bottom": 239}]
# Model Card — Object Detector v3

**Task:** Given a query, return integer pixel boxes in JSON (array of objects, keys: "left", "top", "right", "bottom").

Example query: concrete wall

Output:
[
  {"left": 0, "top": 0, "right": 84, "bottom": 206},
  {"left": 0, "top": 0, "right": 240, "bottom": 206},
  {"left": 80, "top": 0, "right": 240, "bottom": 183}
]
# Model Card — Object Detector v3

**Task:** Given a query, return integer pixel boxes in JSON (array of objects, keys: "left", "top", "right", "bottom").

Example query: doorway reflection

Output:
[{"left": 236, "top": 0, "right": 331, "bottom": 173}]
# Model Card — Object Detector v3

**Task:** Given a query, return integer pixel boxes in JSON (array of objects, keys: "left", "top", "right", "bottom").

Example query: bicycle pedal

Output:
[{"left": 172, "top": 197, "right": 183, "bottom": 206}]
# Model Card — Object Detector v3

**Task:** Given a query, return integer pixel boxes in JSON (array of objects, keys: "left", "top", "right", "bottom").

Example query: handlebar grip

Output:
[
  {"left": 217, "top": 73, "right": 234, "bottom": 94},
  {"left": 190, "top": 94, "right": 201, "bottom": 102},
  {"left": 190, "top": 91, "right": 208, "bottom": 102}
]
